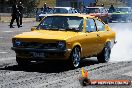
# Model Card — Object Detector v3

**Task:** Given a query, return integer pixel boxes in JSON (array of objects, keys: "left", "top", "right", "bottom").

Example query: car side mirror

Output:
[{"left": 31, "top": 26, "right": 37, "bottom": 31}]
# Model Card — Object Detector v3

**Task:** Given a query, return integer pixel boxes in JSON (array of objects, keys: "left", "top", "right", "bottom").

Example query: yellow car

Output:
[{"left": 11, "top": 14, "right": 116, "bottom": 68}]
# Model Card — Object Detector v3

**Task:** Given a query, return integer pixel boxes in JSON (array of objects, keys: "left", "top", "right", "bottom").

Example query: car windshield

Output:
[
  {"left": 49, "top": 8, "right": 68, "bottom": 14},
  {"left": 37, "top": 16, "right": 83, "bottom": 32},
  {"left": 116, "top": 8, "right": 131, "bottom": 12}
]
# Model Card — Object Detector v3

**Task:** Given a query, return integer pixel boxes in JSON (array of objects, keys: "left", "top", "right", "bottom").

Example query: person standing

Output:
[
  {"left": 108, "top": 5, "right": 115, "bottom": 13},
  {"left": 10, "top": 2, "right": 20, "bottom": 28},
  {"left": 41, "top": 3, "right": 47, "bottom": 13},
  {"left": 101, "top": 3, "right": 104, "bottom": 7},
  {"left": 18, "top": 2, "right": 23, "bottom": 27}
]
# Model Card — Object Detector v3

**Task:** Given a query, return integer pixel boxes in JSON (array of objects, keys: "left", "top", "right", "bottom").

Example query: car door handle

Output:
[{"left": 97, "top": 34, "right": 100, "bottom": 37}]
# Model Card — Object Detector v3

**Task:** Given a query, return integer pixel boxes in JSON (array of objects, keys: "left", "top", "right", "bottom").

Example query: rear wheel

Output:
[
  {"left": 69, "top": 47, "right": 81, "bottom": 68},
  {"left": 97, "top": 42, "right": 111, "bottom": 63}
]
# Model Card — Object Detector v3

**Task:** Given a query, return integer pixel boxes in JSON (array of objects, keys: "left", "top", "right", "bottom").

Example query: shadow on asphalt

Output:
[{"left": 0, "top": 58, "right": 99, "bottom": 73}]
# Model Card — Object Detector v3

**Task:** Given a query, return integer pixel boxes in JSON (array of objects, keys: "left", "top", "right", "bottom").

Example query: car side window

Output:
[
  {"left": 95, "top": 20, "right": 105, "bottom": 31},
  {"left": 75, "top": 10, "right": 78, "bottom": 13},
  {"left": 71, "top": 9, "right": 74, "bottom": 13},
  {"left": 86, "top": 19, "right": 96, "bottom": 32},
  {"left": 69, "top": 9, "right": 73, "bottom": 14}
]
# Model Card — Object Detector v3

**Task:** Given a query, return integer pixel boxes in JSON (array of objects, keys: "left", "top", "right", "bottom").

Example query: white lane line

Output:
[
  {"left": 123, "top": 71, "right": 132, "bottom": 77},
  {"left": 0, "top": 52, "right": 8, "bottom": 54},
  {"left": 2, "top": 31, "right": 13, "bottom": 33},
  {"left": 0, "top": 57, "right": 15, "bottom": 61},
  {"left": 0, "top": 37, "right": 4, "bottom": 39}
]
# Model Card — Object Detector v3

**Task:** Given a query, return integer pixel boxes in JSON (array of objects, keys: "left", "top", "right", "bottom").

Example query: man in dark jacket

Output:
[
  {"left": 10, "top": 2, "right": 20, "bottom": 28},
  {"left": 41, "top": 3, "right": 48, "bottom": 13},
  {"left": 108, "top": 5, "right": 115, "bottom": 13},
  {"left": 18, "top": 2, "right": 23, "bottom": 26}
]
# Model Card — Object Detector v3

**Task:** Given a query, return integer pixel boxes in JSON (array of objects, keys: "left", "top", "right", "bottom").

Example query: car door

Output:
[
  {"left": 95, "top": 19, "right": 108, "bottom": 53},
  {"left": 83, "top": 18, "right": 99, "bottom": 56}
]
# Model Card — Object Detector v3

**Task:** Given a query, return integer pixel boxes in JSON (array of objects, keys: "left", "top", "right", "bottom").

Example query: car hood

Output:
[{"left": 14, "top": 30, "right": 79, "bottom": 41}]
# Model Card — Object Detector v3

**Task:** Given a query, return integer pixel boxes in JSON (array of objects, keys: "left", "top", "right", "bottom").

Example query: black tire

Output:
[
  {"left": 97, "top": 42, "right": 111, "bottom": 63},
  {"left": 16, "top": 57, "right": 30, "bottom": 66},
  {"left": 69, "top": 47, "right": 81, "bottom": 68}
]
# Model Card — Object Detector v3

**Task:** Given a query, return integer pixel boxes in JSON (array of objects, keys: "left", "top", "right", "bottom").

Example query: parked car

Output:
[
  {"left": 35, "top": 7, "right": 52, "bottom": 21},
  {"left": 83, "top": 7, "right": 109, "bottom": 24},
  {"left": 108, "top": 7, "right": 132, "bottom": 22},
  {"left": 11, "top": 14, "right": 116, "bottom": 68},
  {"left": 36, "top": 7, "right": 78, "bottom": 21}
]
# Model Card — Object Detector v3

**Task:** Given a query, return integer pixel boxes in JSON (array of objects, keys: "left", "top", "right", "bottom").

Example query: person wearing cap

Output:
[
  {"left": 41, "top": 3, "right": 48, "bottom": 13},
  {"left": 101, "top": 4, "right": 104, "bottom": 7},
  {"left": 18, "top": 2, "right": 23, "bottom": 26}
]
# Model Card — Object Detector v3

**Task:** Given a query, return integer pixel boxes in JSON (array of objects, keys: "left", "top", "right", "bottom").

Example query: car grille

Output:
[{"left": 13, "top": 42, "right": 58, "bottom": 49}]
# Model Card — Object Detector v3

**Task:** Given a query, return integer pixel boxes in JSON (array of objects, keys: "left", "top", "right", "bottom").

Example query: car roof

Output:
[
  {"left": 117, "top": 7, "right": 131, "bottom": 8},
  {"left": 46, "top": 14, "right": 95, "bottom": 18},
  {"left": 53, "top": 7, "right": 73, "bottom": 10},
  {"left": 86, "top": 7, "right": 104, "bottom": 9}
]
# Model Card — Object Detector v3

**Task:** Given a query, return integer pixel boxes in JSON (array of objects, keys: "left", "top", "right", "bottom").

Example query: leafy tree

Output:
[{"left": 8, "top": 0, "right": 37, "bottom": 17}]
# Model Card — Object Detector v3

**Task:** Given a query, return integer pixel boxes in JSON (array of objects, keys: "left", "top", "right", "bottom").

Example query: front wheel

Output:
[
  {"left": 97, "top": 42, "right": 111, "bottom": 63},
  {"left": 16, "top": 57, "right": 30, "bottom": 66},
  {"left": 69, "top": 47, "right": 81, "bottom": 68}
]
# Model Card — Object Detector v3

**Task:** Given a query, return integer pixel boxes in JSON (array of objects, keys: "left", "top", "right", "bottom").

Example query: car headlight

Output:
[
  {"left": 15, "top": 41, "right": 22, "bottom": 47},
  {"left": 57, "top": 41, "right": 66, "bottom": 49}
]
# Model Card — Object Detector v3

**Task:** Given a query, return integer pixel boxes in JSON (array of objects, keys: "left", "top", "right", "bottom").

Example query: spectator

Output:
[
  {"left": 101, "top": 3, "right": 104, "bottom": 7},
  {"left": 89, "top": 3, "right": 93, "bottom": 7},
  {"left": 108, "top": 5, "right": 115, "bottom": 13},
  {"left": 10, "top": 2, "right": 20, "bottom": 28},
  {"left": 93, "top": 3, "right": 96, "bottom": 7},
  {"left": 18, "top": 2, "right": 23, "bottom": 26},
  {"left": 41, "top": 3, "right": 48, "bottom": 13}
]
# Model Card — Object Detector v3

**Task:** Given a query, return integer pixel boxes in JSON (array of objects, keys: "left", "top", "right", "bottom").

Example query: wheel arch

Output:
[
  {"left": 72, "top": 43, "right": 82, "bottom": 53},
  {"left": 105, "top": 39, "right": 111, "bottom": 45}
]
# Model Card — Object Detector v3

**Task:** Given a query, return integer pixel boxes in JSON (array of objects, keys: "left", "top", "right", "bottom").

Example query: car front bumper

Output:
[{"left": 11, "top": 47, "right": 71, "bottom": 60}]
